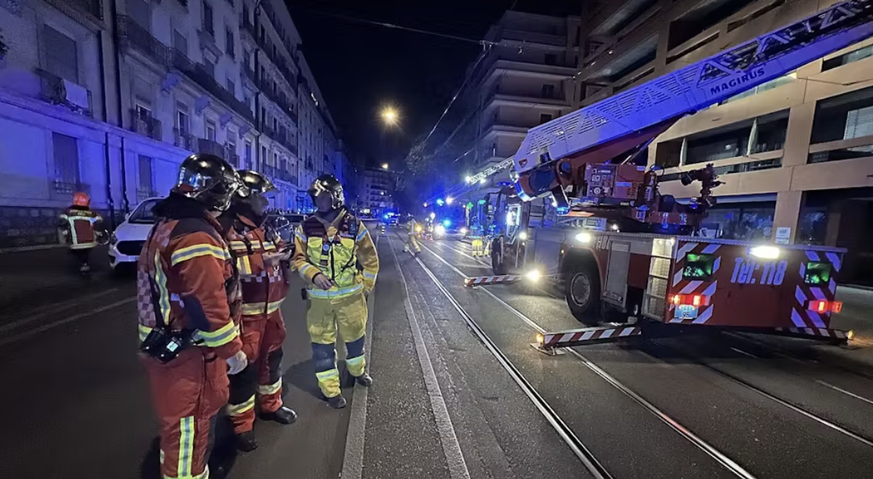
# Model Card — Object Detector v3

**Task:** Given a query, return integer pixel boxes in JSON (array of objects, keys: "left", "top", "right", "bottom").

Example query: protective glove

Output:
[
  {"left": 313, "top": 273, "right": 334, "bottom": 291},
  {"left": 226, "top": 350, "right": 248, "bottom": 375}
]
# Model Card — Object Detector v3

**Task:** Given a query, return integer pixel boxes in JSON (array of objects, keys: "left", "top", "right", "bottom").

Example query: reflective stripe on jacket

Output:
[
  {"left": 292, "top": 210, "right": 380, "bottom": 300},
  {"left": 59, "top": 207, "right": 102, "bottom": 249},
  {"left": 226, "top": 215, "right": 289, "bottom": 316},
  {"left": 136, "top": 213, "right": 242, "bottom": 359}
]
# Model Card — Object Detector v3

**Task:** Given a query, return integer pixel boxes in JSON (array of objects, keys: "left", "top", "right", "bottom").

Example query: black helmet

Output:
[
  {"left": 308, "top": 174, "right": 344, "bottom": 209},
  {"left": 173, "top": 153, "right": 241, "bottom": 212},
  {"left": 236, "top": 170, "right": 276, "bottom": 198}
]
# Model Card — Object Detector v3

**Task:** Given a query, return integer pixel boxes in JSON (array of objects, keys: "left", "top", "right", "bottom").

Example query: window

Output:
[
  {"left": 539, "top": 113, "right": 552, "bottom": 124},
  {"left": 542, "top": 84, "right": 555, "bottom": 99},
  {"left": 226, "top": 78, "right": 235, "bottom": 95},
  {"left": 177, "top": 107, "right": 189, "bottom": 133},
  {"left": 174, "top": 30, "right": 188, "bottom": 56},
  {"left": 823, "top": 44, "right": 873, "bottom": 72},
  {"left": 43, "top": 25, "right": 78, "bottom": 82},
  {"left": 206, "top": 120, "right": 216, "bottom": 141},
  {"left": 228, "top": 141, "right": 237, "bottom": 166},
  {"left": 52, "top": 132, "right": 80, "bottom": 186},
  {"left": 204, "top": 59, "right": 215, "bottom": 78},
  {"left": 203, "top": 2, "right": 214, "bottom": 35},
  {"left": 138, "top": 155, "right": 154, "bottom": 200},
  {"left": 245, "top": 141, "right": 253, "bottom": 169},
  {"left": 544, "top": 54, "right": 557, "bottom": 66},
  {"left": 273, "top": 118, "right": 278, "bottom": 132},
  {"left": 135, "top": 103, "right": 152, "bottom": 120},
  {"left": 273, "top": 152, "right": 279, "bottom": 166},
  {"left": 129, "top": 0, "right": 150, "bottom": 30},
  {"left": 225, "top": 27, "right": 235, "bottom": 57},
  {"left": 261, "top": 145, "right": 267, "bottom": 166}
]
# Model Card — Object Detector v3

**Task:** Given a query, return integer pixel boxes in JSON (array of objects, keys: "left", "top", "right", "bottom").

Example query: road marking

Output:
[
  {"left": 341, "top": 234, "right": 378, "bottom": 479},
  {"left": 0, "top": 297, "right": 136, "bottom": 346},
  {"left": 730, "top": 347, "right": 760, "bottom": 359},
  {"left": 0, "top": 289, "right": 120, "bottom": 334},
  {"left": 814, "top": 380, "right": 873, "bottom": 407},
  {"left": 388, "top": 235, "right": 471, "bottom": 479},
  {"left": 418, "top": 243, "right": 757, "bottom": 479}
]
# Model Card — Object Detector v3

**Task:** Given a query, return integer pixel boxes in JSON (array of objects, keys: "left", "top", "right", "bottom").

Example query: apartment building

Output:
[
  {"left": 0, "top": 0, "right": 346, "bottom": 247},
  {"left": 358, "top": 167, "right": 395, "bottom": 217},
  {"left": 575, "top": 0, "right": 873, "bottom": 282},
  {"left": 296, "top": 55, "right": 339, "bottom": 212},
  {"left": 464, "top": 11, "right": 581, "bottom": 184}
]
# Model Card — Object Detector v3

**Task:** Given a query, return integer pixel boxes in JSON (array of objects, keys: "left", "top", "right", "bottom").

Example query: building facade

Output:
[
  {"left": 358, "top": 168, "right": 395, "bottom": 217},
  {"left": 0, "top": 0, "right": 345, "bottom": 248},
  {"left": 576, "top": 0, "right": 873, "bottom": 282}
]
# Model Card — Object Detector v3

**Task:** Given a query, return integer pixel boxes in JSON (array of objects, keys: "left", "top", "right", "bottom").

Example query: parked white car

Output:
[{"left": 109, "top": 197, "right": 162, "bottom": 270}]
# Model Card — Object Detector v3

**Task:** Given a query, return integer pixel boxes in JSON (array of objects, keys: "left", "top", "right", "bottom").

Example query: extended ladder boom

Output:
[{"left": 513, "top": 0, "right": 873, "bottom": 179}]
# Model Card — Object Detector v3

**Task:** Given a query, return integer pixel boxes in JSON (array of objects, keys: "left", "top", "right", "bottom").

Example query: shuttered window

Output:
[
  {"left": 52, "top": 132, "right": 80, "bottom": 186},
  {"left": 43, "top": 25, "right": 78, "bottom": 82}
]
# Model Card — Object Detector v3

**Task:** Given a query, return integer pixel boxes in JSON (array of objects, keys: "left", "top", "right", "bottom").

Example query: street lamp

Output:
[
  {"left": 446, "top": 197, "right": 455, "bottom": 205},
  {"left": 382, "top": 163, "right": 389, "bottom": 170},
  {"left": 381, "top": 107, "right": 399, "bottom": 126}
]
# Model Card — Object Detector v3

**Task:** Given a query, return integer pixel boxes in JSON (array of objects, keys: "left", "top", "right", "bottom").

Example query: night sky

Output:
[{"left": 286, "top": 0, "right": 582, "bottom": 167}]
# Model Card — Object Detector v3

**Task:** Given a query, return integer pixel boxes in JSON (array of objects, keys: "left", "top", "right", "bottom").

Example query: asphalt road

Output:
[{"left": 2, "top": 231, "right": 873, "bottom": 478}]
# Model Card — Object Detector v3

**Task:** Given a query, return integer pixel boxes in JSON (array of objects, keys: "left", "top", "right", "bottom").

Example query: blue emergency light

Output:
[{"left": 443, "top": 219, "right": 451, "bottom": 227}]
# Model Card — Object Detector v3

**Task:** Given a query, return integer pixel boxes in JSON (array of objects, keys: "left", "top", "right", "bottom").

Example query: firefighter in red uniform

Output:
[
  {"left": 138, "top": 154, "right": 246, "bottom": 479},
  {"left": 223, "top": 170, "right": 297, "bottom": 452},
  {"left": 58, "top": 192, "right": 104, "bottom": 274}
]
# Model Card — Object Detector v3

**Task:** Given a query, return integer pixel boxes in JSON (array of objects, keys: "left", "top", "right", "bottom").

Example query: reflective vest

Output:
[
  {"left": 226, "top": 216, "right": 289, "bottom": 317},
  {"left": 297, "top": 211, "right": 365, "bottom": 300},
  {"left": 59, "top": 207, "right": 101, "bottom": 249}
]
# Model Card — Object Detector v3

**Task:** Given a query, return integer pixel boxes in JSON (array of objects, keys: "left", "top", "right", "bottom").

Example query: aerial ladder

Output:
[{"left": 470, "top": 0, "right": 873, "bottom": 349}]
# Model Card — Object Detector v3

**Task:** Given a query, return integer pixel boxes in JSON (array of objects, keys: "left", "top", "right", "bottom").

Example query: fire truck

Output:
[{"left": 473, "top": 0, "right": 873, "bottom": 349}]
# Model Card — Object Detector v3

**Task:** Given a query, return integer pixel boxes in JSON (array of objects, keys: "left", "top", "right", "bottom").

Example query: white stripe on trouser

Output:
[
  {"left": 258, "top": 379, "right": 282, "bottom": 396},
  {"left": 178, "top": 416, "right": 194, "bottom": 477}
]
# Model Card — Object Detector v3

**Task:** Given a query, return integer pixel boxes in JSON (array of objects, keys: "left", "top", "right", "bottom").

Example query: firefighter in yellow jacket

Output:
[
  {"left": 292, "top": 175, "right": 379, "bottom": 409},
  {"left": 403, "top": 216, "right": 421, "bottom": 255}
]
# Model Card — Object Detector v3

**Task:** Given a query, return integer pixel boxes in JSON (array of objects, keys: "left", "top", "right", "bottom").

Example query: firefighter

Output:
[
  {"left": 223, "top": 170, "right": 297, "bottom": 452},
  {"left": 137, "top": 153, "right": 246, "bottom": 479},
  {"left": 403, "top": 216, "right": 421, "bottom": 255},
  {"left": 58, "top": 192, "right": 104, "bottom": 274},
  {"left": 292, "top": 175, "right": 380, "bottom": 409}
]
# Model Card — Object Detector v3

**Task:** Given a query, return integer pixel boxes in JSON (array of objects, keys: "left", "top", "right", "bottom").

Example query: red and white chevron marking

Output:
[
  {"left": 775, "top": 327, "right": 849, "bottom": 339},
  {"left": 669, "top": 241, "right": 720, "bottom": 324},
  {"left": 542, "top": 326, "right": 642, "bottom": 348},
  {"left": 463, "top": 275, "right": 522, "bottom": 287},
  {"left": 792, "top": 249, "right": 842, "bottom": 330}
]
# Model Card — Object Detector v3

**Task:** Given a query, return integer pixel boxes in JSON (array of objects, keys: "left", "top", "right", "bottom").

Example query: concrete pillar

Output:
[
  {"left": 782, "top": 102, "right": 816, "bottom": 167},
  {"left": 679, "top": 137, "right": 688, "bottom": 165},
  {"left": 772, "top": 191, "right": 803, "bottom": 244},
  {"left": 747, "top": 119, "right": 758, "bottom": 157}
]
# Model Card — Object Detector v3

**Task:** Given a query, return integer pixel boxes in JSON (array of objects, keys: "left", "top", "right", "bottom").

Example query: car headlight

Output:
[
  {"left": 460, "top": 227, "right": 468, "bottom": 235},
  {"left": 435, "top": 225, "right": 446, "bottom": 236}
]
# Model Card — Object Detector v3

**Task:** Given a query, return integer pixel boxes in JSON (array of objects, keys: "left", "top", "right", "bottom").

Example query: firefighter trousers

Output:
[
  {"left": 228, "top": 311, "right": 287, "bottom": 434},
  {"left": 403, "top": 234, "right": 421, "bottom": 253},
  {"left": 307, "top": 293, "right": 368, "bottom": 398},
  {"left": 144, "top": 348, "right": 228, "bottom": 479}
]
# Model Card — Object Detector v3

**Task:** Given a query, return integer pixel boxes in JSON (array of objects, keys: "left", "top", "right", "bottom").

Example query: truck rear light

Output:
[
  {"left": 670, "top": 294, "right": 710, "bottom": 307},
  {"left": 807, "top": 299, "right": 842, "bottom": 314}
]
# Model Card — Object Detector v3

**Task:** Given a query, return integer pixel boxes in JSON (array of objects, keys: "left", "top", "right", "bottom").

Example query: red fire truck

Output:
[{"left": 473, "top": 0, "right": 873, "bottom": 349}]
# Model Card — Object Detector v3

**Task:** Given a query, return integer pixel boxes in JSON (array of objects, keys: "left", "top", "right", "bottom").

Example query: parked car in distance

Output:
[{"left": 109, "top": 197, "right": 161, "bottom": 270}]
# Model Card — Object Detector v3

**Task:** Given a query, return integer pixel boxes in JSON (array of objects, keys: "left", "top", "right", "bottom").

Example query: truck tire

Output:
[{"left": 565, "top": 262, "right": 600, "bottom": 325}]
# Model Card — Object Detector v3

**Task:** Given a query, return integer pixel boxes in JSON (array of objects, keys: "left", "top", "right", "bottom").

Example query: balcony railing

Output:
[
  {"left": 198, "top": 138, "right": 225, "bottom": 157},
  {"left": 45, "top": 0, "right": 103, "bottom": 22},
  {"left": 118, "top": 16, "right": 255, "bottom": 124},
  {"left": 130, "top": 109, "right": 162, "bottom": 141},
  {"left": 36, "top": 69, "right": 93, "bottom": 117},
  {"left": 173, "top": 128, "right": 197, "bottom": 150}
]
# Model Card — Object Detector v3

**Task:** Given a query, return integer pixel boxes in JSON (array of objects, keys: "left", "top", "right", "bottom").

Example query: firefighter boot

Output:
[
  {"left": 261, "top": 406, "right": 297, "bottom": 425},
  {"left": 355, "top": 372, "right": 373, "bottom": 387},
  {"left": 327, "top": 395, "right": 347, "bottom": 409},
  {"left": 235, "top": 431, "right": 258, "bottom": 452}
]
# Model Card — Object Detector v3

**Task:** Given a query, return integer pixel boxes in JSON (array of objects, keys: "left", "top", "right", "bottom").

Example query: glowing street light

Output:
[
  {"left": 381, "top": 107, "right": 399, "bottom": 126},
  {"left": 381, "top": 163, "right": 389, "bottom": 170},
  {"left": 465, "top": 175, "right": 473, "bottom": 184},
  {"left": 446, "top": 197, "right": 454, "bottom": 205}
]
